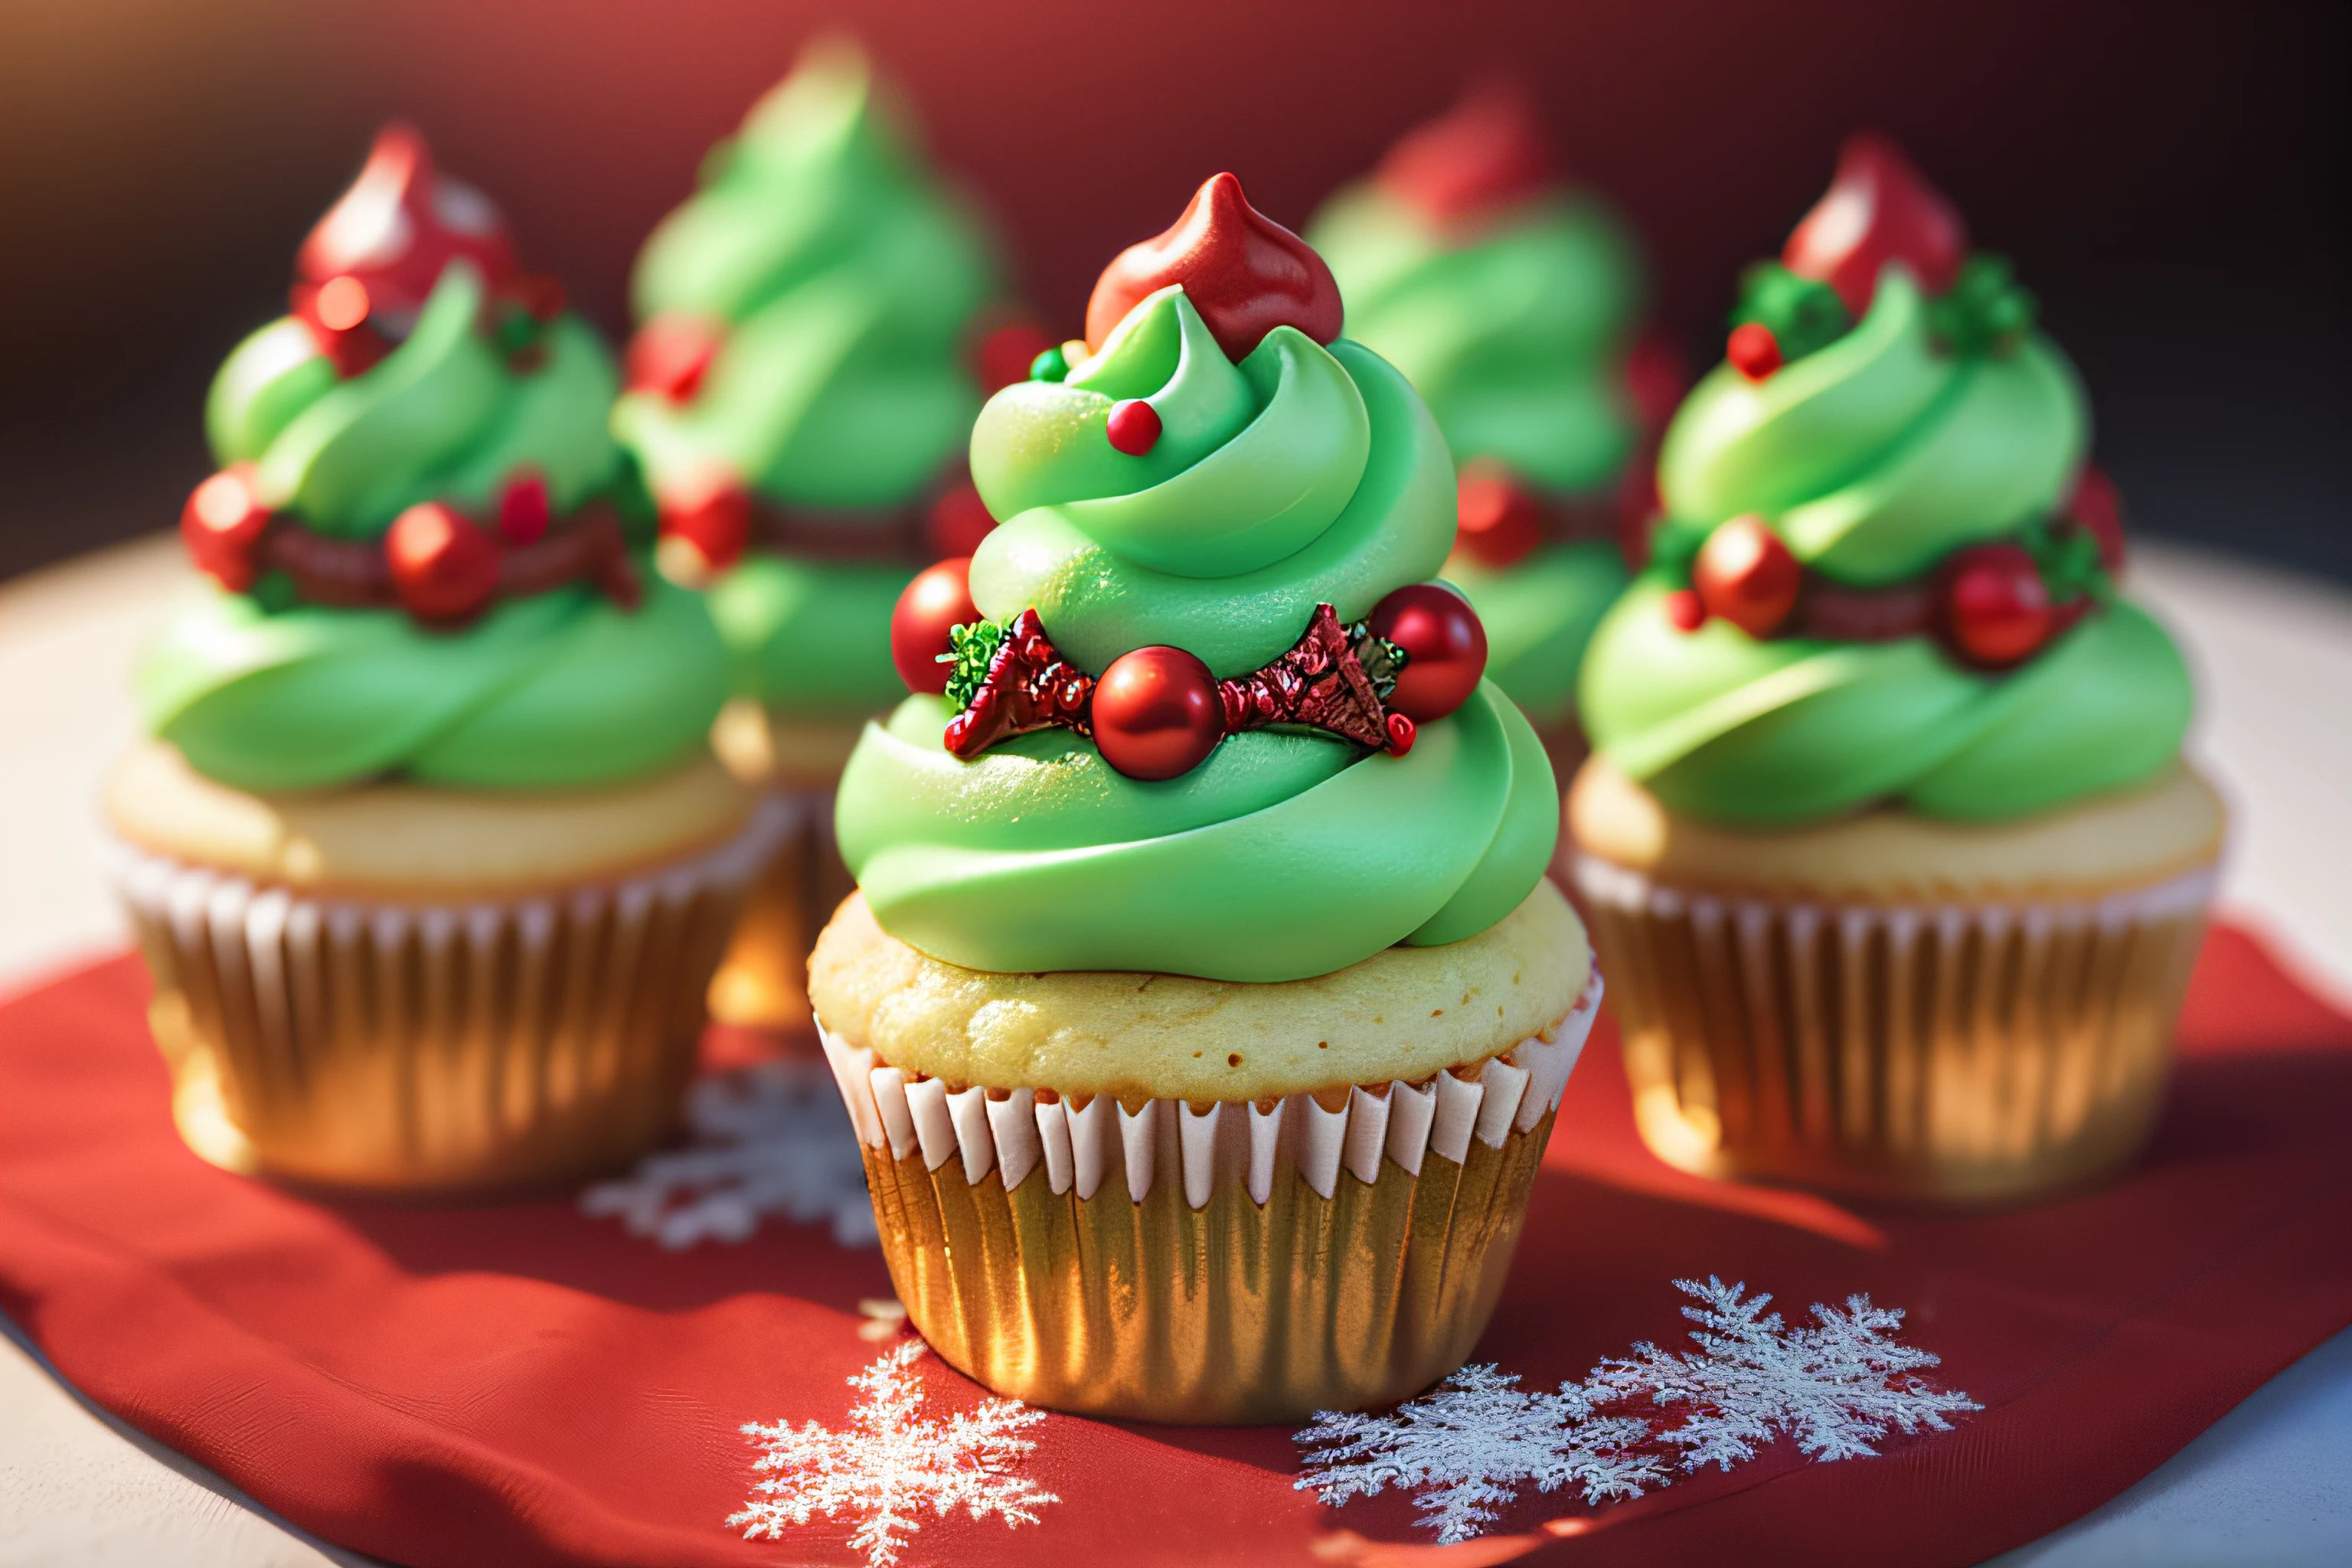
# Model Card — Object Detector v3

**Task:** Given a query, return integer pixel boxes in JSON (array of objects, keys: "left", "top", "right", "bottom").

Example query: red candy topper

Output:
[
  {"left": 1375, "top": 75, "right": 1559, "bottom": 229},
  {"left": 1085, "top": 172, "right": 1344, "bottom": 362},
  {"left": 1782, "top": 131, "right": 1969, "bottom": 316},
  {"left": 292, "top": 124, "right": 561, "bottom": 379}
]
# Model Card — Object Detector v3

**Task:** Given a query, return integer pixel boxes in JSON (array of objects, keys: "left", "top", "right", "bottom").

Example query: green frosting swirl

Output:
[
  {"left": 143, "top": 261, "right": 733, "bottom": 792},
  {"left": 611, "top": 41, "right": 1001, "bottom": 714},
  {"left": 1308, "top": 185, "right": 1642, "bottom": 724},
  {"left": 837, "top": 286, "right": 1558, "bottom": 981},
  {"left": 1579, "top": 268, "right": 2192, "bottom": 825}
]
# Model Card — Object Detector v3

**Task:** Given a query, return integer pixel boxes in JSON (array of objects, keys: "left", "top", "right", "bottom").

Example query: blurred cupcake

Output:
[
  {"left": 1569, "top": 135, "right": 2220, "bottom": 1204},
  {"left": 612, "top": 37, "right": 1038, "bottom": 1031},
  {"left": 808, "top": 175, "right": 1598, "bottom": 1423},
  {"left": 1309, "top": 79, "right": 1677, "bottom": 776},
  {"left": 109, "top": 127, "right": 776, "bottom": 1192}
]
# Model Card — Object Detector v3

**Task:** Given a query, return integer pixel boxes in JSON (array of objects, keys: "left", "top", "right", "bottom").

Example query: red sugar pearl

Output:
[{"left": 1106, "top": 399, "right": 1163, "bottom": 456}]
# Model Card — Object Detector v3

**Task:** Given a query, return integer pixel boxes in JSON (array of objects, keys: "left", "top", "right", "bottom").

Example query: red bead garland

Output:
[
  {"left": 181, "top": 465, "right": 273, "bottom": 592},
  {"left": 496, "top": 471, "right": 550, "bottom": 546},
  {"left": 1936, "top": 544, "right": 2056, "bottom": 668},
  {"left": 1692, "top": 515, "right": 1801, "bottom": 637},
  {"left": 1093, "top": 646, "right": 1225, "bottom": 780},
  {"left": 1368, "top": 583, "right": 1486, "bottom": 722},
  {"left": 386, "top": 502, "right": 502, "bottom": 622},
  {"left": 891, "top": 558, "right": 979, "bottom": 696},
  {"left": 1453, "top": 461, "right": 1545, "bottom": 570}
]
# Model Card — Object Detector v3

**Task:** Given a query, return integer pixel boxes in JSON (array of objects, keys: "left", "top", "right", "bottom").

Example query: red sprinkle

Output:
[
  {"left": 1384, "top": 710, "right": 1418, "bottom": 756},
  {"left": 1727, "top": 322, "right": 1783, "bottom": 382},
  {"left": 1106, "top": 399, "right": 1163, "bottom": 456},
  {"left": 1664, "top": 589, "right": 1708, "bottom": 632},
  {"left": 496, "top": 471, "right": 550, "bottom": 546}
]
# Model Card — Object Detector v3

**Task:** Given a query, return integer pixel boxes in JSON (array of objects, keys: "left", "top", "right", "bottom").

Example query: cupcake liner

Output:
[
  {"left": 111, "top": 796, "right": 791, "bottom": 1192},
  {"left": 1572, "top": 853, "right": 2216, "bottom": 1203},
  {"left": 815, "top": 972, "right": 1602, "bottom": 1423},
  {"left": 707, "top": 786, "right": 858, "bottom": 1031}
]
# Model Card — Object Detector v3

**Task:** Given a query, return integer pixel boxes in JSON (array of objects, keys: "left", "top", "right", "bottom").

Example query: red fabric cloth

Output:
[{"left": 2, "top": 925, "right": 2348, "bottom": 1568}]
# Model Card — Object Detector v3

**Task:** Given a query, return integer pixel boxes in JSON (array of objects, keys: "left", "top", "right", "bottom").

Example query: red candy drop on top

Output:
[
  {"left": 1084, "top": 172, "right": 1343, "bottom": 362},
  {"left": 1726, "top": 322, "right": 1783, "bottom": 382},
  {"left": 926, "top": 482, "right": 998, "bottom": 559},
  {"left": 658, "top": 479, "right": 751, "bottom": 573},
  {"left": 387, "top": 501, "right": 502, "bottom": 622},
  {"left": 1783, "top": 131, "right": 1968, "bottom": 316},
  {"left": 1093, "top": 645, "right": 1225, "bottom": 780},
  {"left": 1106, "top": 398, "right": 1163, "bottom": 456},
  {"left": 1370, "top": 583, "right": 1487, "bottom": 722},
  {"left": 297, "top": 123, "right": 522, "bottom": 329},
  {"left": 1453, "top": 459, "right": 1545, "bottom": 570},
  {"left": 891, "top": 557, "right": 978, "bottom": 695},
  {"left": 2065, "top": 464, "right": 2128, "bottom": 573},
  {"left": 1375, "top": 75, "right": 1559, "bottom": 227},
  {"left": 626, "top": 314, "right": 723, "bottom": 402},
  {"left": 1693, "top": 515, "right": 1801, "bottom": 637},
  {"left": 181, "top": 465, "right": 273, "bottom": 590},
  {"left": 1936, "top": 543, "right": 2056, "bottom": 668}
]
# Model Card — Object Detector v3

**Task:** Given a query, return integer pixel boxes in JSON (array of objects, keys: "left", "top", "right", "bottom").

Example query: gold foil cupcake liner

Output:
[
  {"left": 814, "top": 973, "right": 1603, "bottom": 1423},
  {"left": 1573, "top": 854, "right": 2216, "bottom": 1204},
  {"left": 111, "top": 798, "right": 791, "bottom": 1193},
  {"left": 706, "top": 786, "right": 858, "bottom": 1031}
]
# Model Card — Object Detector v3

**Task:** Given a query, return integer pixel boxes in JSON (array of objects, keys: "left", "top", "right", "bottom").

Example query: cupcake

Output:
[
  {"left": 1308, "top": 80, "right": 1674, "bottom": 776},
  {"left": 108, "top": 127, "right": 776, "bottom": 1192},
  {"left": 808, "top": 175, "right": 1599, "bottom": 1423},
  {"left": 612, "top": 37, "right": 1031, "bottom": 1031},
  {"left": 1569, "top": 134, "right": 2220, "bottom": 1204}
]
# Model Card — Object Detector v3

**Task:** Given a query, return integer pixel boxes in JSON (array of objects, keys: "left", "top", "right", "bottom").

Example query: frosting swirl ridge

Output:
[{"left": 837, "top": 264, "right": 1557, "bottom": 980}]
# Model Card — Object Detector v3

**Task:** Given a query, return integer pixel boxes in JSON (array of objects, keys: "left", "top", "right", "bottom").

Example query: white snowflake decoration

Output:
[
  {"left": 1296, "top": 1276, "right": 1978, "bottom": 1544},
  {"left": 1293, "top": 1364, "right": 1664, "bottom": 1544},
  {"left": 1594, "top": 1276, "right": 1981, "bottom": 1472},
  {"left": 731, "top": 1339, "right": 1057, "bottom": 1568},
  {"left": 580, "top": 1060, "right": 876, "bottom": 1248}
]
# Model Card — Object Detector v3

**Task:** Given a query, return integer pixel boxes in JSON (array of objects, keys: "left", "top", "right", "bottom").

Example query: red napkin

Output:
[{"left": 2, "top": 926, "right": 2348, "bottom": 1568}]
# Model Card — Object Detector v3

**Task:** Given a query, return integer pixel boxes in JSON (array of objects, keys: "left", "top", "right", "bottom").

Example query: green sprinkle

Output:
[{"left": 1028, "top": 345, "right": 1069, "bottom": 383}]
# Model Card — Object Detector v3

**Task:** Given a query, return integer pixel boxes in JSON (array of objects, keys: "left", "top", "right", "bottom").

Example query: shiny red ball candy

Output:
[
  {"left": 1106, "top": 399, "right": 1163, "bottom": 456},
  {"left": 1369, "top": 583, "right": 1488, "bottom": 722},
  {"left": 1453, "top": 461, "right": 1545, "bottom": 570},
  {"left": 1726, "top": 322, "right": 1783, "bottom": 382},
  {"left": 1092, "top": 645, "right": 1224, "bottom": 780},
  {"left": 891, "top": 558, "right": 979, "bottom": 696},
  {"left": 658, "top": 481, "right": 751, "bottom": 572},
  {"left": 1937, "top": 544, "right": 2055, "bottom": 668},
  {"left": 387, "top": 501, "right": 502, "bottom": 622},
  {"left": 1692, "top": 515, "right": 1801, "bottom": 637},
  {"left": 181, "top": 464, "right": 273, "bottom": 590}
]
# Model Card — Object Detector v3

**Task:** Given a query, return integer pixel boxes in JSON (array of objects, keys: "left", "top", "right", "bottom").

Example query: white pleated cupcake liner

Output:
[{"left": 815, "top": 963, "right": 1603, "bottom": 1210}]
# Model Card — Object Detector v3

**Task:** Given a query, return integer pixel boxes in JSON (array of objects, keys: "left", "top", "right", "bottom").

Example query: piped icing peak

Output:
[
  {"left": 1782, "top": 132, "right": 1968, "bottom": 315},
  {"left": 296, "top": 126, "right": 527, "bottom": 338},
  {"left": 1085, "top": 173, "right": 1342, "bottom": 362},
  {"left": 1374, "top": 77, "right": 1559, "bottom": 227}
]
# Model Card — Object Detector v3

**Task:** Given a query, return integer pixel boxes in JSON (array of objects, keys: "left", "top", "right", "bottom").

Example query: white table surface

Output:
[{"left": 2, "top": 536, "right": 2347, "bottom": 1568}]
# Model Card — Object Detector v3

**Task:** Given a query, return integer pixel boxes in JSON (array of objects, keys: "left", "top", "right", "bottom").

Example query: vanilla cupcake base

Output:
[
  {"left": 1569, "top": 760, "right": 2223, "bottom": 1204},
  {"left": 818, "top": 978, "right": 1599, "bottom": 1423},
  {"left": 106, "top": 742, "right": 786, "bottom": 1191}
]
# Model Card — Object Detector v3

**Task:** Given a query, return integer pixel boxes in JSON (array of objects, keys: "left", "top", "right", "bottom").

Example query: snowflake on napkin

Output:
[
  {"left": 1296, "top": 1276, "right": 1978, "bottom": 1544},
  {"left": 580, "top": 1060, "right": 876, "bottom": 1248},
  {"left": 731, "top": 1339, "right": 1057, "bottom": 1568}
]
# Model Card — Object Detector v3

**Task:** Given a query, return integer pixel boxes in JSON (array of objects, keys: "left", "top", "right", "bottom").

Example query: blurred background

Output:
[{"left": 2, "top": 0, "right": 2343, "bottom": 585}]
